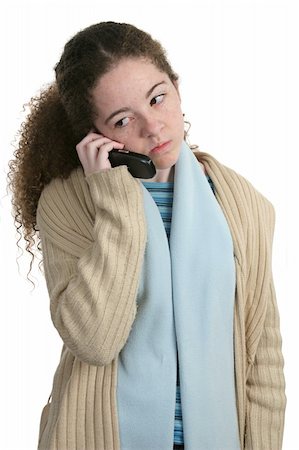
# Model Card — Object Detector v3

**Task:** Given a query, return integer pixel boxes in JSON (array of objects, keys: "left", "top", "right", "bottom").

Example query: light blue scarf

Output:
[{"left": 117, "top": 142, "right": 240, "bottom": 450}]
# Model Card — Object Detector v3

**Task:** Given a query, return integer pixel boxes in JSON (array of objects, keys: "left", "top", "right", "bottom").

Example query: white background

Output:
[{"left": 0, "top": 0, "right": 298, "bottom": 448}]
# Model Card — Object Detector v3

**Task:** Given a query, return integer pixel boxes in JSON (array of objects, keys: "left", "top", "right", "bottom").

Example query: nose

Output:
[{"left": 140, "top": 113, "right": 164, "bottom": 138}]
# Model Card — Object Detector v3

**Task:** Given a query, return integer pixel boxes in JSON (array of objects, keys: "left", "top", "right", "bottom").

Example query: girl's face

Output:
[{"left": 92, "top": 58, "right": 185, "bottom": 178}]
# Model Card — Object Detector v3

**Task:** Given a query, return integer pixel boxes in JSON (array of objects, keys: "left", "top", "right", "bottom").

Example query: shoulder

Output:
[
  {"left": 38, "top": 167, "right": 94, "bottom": 216},
  {"left": 37, "top": 167, "right": 95, "bottom": 244},
  {"left": 39, "top": 165, "right": 90, "bottom": 200},
  {"left": 194, "top": 150, "right": 274, "bottom": 215},
  {"left": 193, "top": 151, "right": 276, "bottom": 254}
]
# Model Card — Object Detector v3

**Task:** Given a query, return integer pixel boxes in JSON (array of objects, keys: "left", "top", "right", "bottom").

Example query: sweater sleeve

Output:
[
  {"left": 244, "top": 202, "right": 286, "bottom": 450},
  {"left": 245, "top": 278, "right": 286, "bottom": 449},
  {"left": 36, "top": 166, "right": 147, "bottom": 366}
]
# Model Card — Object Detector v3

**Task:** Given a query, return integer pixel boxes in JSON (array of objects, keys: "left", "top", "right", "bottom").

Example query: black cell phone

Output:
[{"left": 108, "top": 149, "right": 156, "bottom": 179}]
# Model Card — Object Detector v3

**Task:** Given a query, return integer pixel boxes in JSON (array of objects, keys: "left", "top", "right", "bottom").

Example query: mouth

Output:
[{"left": 150, "top": 140, "right": 172, "bottom": 155}]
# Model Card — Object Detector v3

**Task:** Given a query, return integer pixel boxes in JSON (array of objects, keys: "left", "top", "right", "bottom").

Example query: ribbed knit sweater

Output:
[{"left": 36, "top": 152, "right": 286, "bottom": 450}]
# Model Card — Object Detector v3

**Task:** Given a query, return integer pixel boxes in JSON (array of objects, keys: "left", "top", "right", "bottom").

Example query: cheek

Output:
[
  {"left": 172, "top": 107, "right": 185, "bottom": 138},
  {"left": 168, "top": 98, "right": 183, "bottom": 123}
]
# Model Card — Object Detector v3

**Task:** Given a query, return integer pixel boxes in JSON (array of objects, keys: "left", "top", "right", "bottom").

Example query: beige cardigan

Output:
[{"left": 36, "top": 152, "right": 286, "bottom": 450}]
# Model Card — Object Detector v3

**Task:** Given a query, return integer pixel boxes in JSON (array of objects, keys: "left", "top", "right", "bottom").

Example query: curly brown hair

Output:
[{"left": 8, "top": 21, "right": 178, "bottom": 269}]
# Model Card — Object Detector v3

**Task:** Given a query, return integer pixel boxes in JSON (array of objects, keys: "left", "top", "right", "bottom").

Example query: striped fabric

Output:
[
  {"left": 142, "top": 182, "right": 174, "bottom": 239},
  {"left": 174, "top": 386, "right": 184, "bottom": 444}
]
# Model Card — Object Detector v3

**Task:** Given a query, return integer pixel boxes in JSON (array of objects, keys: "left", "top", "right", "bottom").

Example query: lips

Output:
[{"left": 150, "top": 140, "right": 171, "bottom": 155}]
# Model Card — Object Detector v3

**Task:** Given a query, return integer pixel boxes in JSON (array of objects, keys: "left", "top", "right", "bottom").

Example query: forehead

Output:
[{"left": 92, "top": 58, "right": 167, "bottom": 112}]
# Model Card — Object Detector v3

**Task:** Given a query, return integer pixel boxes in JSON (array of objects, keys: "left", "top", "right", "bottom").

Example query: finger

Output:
[
  {"left": 76, "top": 132, "right": 104, "bottom": 150},
  {"left": 77, "top": 134, "right": 124, "bottom": 153},
  {"left": 94, "top": 141, "right": 123, "bottom": 163},
  {"left": 77, "top": 139, "right": 125, "bottom": 174}
]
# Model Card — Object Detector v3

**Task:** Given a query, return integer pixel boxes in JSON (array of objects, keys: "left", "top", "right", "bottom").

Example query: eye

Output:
[
  {"left": 150, "top": 94, "right": 165, "bottom": 106},
  {"left": 114, "top": 117, "right": 130, "bottom": 128}
]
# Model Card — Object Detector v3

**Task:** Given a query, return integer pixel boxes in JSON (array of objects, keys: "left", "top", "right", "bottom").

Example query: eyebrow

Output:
[{"left": 105, "top": 81, "right": 167, "bottom": 124}]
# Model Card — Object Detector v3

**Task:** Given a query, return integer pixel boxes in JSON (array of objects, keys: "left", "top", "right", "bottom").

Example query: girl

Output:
[{"left": 9, "top": 21, "right": 286, "bottom": 450}]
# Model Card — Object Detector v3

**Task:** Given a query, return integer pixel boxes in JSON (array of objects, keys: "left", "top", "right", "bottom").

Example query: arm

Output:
[
  {"left": 245, "top": 279, "right": 286, "bottom": 450},
  {"left": 37, "top": 166, "right": 147, "bottom": 366},
  {"left": 245, "top": 202, "right": 286, "bottom": 449}
]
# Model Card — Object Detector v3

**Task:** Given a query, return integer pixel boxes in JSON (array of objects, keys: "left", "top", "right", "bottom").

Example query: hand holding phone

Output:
[
  {"left": 76, "top": 132, "right": 125, "bottom": 176},
  {"left": 76, "top": 132, "right": 156, "bottom": 179},
  {"left": 108, "top": 149, "right": 156, "bottom": 179}
]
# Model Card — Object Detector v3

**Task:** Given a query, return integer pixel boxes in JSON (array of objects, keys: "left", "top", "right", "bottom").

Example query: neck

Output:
[{"left": 143, "top": 166, "right": 174, "bottom": 183}]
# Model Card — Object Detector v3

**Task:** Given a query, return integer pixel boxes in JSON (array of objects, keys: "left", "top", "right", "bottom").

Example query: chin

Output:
[{"left": 154, "top": 156, "right": 178, "bottom": 170}]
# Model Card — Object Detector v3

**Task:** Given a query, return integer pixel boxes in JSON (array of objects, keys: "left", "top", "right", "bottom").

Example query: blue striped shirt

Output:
[{"left": 142, "top": 182, "right": 174, "bottom": 239}]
